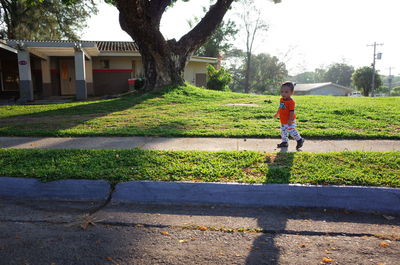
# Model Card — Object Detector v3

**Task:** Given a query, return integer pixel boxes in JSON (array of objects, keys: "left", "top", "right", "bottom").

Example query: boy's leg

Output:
[
  {"left": 287, "top": 124, "right": 302, "bottom": 141},
  {"left": 280, "top": 124, "right": 289, "bottom": 143}
]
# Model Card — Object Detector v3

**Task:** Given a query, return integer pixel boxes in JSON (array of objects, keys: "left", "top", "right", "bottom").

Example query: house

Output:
[
  {"left": 0, "top": 40, "right": 217, "bottom": 102},
  {"left": 294, "top": 82, "right": 354, "bottom": 96}
]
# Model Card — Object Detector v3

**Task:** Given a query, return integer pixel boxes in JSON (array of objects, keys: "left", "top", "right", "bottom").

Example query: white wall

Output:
[
  {"left": 92, "top": 56, "right": 208, "bottom": 83},
  {"left": 85, "top": 60, "right": 93, "bottom": 83},
  {"left": 184, "top": 61, "right": 208, "bottom": 85},
  {"left": 92, "top": 56, "right": 132, "bottom": 69}
]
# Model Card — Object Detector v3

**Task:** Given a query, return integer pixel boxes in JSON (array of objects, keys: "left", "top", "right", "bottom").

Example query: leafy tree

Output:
[
  {"left": 382, "top": 75, "right": 400, "bottom": 90},
  {"left": 375, "top": 85, "right": 389, "bottom": 95},
  {"left": 314, "top": 68, "right": 327, "bottom": 83},
  {"left": 188, "top": 5, "right": 238, "bottom": 58},
  {"left": 249, "top": 53, "right": 287, "bottom": 94},
  {"left": 0, "top": 0, "right": 97, "bottom": 40},
  {"left": 391, "top": 86, "right": 400, "bottom": 96},
  {"left": 206, "top": 64, "right": 231, "bottom": 91},
  {"left": 352, "top": 66, "right": 382, "bottom": 96},
  {"left": 292, "top": 68, "right": 327, "bottom": 84},
  {"left": 324, "top": 63, "right": 354, "bottom": 87},
  {"left": 291, "top": 71, "right": 316, "bottom": 83},
  {"left": 224, "top": 50, "right": 287, "bottom": 94},
  {"left": 238, "top": 0, "right": 268, "bottom": 93},
  {"left": 223, "top": 48, "right": 246, "bottom": 92}
]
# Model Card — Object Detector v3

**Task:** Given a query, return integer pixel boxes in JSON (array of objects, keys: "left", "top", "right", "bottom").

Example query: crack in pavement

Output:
[
  {"left": 86, "top": 183, "right": 116, "bottom": 215},
  {"left": 1, "top": 218, "right": 397, "bottom": 240}
]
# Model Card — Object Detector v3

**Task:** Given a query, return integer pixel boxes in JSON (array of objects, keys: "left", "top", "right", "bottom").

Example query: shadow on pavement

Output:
[{"left": 1, "top": 196, "right": 399, "bottom": 265}]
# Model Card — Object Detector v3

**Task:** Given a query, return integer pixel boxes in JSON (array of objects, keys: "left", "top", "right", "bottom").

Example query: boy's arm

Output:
[
  {"left": 288, "top": 100, "right": 295, "bottom": 124},
  {"left": 288, "top": 110, "right": 295, "bottom": 124},
  {"left": 274, "top": 108, "right": 280, "bottom": 118}
]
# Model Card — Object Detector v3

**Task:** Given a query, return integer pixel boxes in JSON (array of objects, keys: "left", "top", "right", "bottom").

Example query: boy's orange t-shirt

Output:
[{"left": 279, "top": 97, "right": 296, "bottom": 124}]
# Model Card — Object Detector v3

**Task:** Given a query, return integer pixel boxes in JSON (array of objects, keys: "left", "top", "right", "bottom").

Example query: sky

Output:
[{"left": 82, "top": 0, "right": 400, "bottom": 76}]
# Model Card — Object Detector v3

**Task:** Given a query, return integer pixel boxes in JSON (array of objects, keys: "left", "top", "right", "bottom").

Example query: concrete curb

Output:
[
  {"left": 112, "top": 181, "right": 400, "bottom": 214},
  {"left": 1, "top": 177, "right": 399, "bottom": 214},
  {"left": 0, "top": 177, "right": 110, "bottom": 202}
]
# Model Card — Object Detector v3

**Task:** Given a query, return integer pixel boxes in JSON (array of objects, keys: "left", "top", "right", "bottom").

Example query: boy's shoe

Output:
[
  {"left": 277, "top": 142, "right": 288, "bottom": 148},
  {"left": 296, "top": 138, "right": 304, "bottom": 150}
]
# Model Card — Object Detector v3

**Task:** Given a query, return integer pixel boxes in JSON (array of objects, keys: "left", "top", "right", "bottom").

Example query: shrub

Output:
[
  {"left": 206, "top": 65, "right": 232, "bottom": 91},
  {"left": 134, "top": 78, "right": 145, "bottom": 91},
  {"left": 391, "top": 86, "right": 400, "bottom": 96}
]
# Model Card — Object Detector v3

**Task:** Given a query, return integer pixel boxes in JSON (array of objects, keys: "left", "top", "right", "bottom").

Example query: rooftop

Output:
[
  {"left": 1, "top": 40, "right": 217, "bottom": 62},
  {"left": 4, "top": 40, "right": 139, "bottom": 52},
  {"left": 295, "top": 82, "right": 352, "bottom": 92}
]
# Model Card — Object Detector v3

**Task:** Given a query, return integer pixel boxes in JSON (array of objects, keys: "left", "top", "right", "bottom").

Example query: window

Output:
[
  {"left": 3, "top": 73, "right": 19, "bottom": 91},
  {"left": 100, "top": 59, "right": 110, "bottom": 69}
]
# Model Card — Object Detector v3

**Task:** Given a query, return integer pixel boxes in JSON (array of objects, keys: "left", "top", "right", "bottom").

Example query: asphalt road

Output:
[{"left": 0, "top": 199, "right": 399, "bottom": 265}]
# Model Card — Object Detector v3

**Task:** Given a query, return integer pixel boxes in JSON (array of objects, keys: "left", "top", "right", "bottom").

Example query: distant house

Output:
[
  {"left": 0, "top": 40, "right": 217, "bottom": 102},
  {"left": 294, "top": 82, "right": 354, "bottom": 96}
]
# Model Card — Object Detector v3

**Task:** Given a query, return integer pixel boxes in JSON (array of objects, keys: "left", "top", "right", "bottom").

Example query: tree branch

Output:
[
  {"left": 149, "top": 0, "right": 171, "bottom": 27},
  {"left": 178, "top": 0, "right": 234, "bottom": 55}
]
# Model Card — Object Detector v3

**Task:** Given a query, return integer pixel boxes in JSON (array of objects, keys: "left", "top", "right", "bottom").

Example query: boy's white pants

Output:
[{"left": 281, "top": 123, "right": 302, "bottom": 142}]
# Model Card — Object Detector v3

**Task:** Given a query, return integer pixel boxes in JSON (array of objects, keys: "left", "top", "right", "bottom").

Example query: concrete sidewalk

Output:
[{"left": 1, "top": 136, "right": 400, "bottom": 152}]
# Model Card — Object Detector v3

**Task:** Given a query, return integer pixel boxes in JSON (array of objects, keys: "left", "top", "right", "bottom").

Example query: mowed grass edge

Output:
[{"left": 0, "top": 149, "right": 399, "bottom": 187}]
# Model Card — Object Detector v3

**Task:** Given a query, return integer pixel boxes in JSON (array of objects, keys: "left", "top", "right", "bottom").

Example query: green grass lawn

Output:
[
  {"left": 0, "top": 149, "right": 399, "bottom": 187},
  {"left": 0, "top": 84, "right": 399, "bottom": 139}
]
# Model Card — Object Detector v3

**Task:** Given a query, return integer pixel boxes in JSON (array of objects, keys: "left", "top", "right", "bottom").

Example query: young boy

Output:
[{"left": 274, "top": 81, "right": 304, "bottom": 150}]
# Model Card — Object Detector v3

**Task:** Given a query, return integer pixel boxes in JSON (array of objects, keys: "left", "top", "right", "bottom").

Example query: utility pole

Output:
[
  {"left": 367, "top": 42, "right": 383, "bottom": 97},
  {"left": 387, "top": 66, "right": 395, "bottom": 95}
]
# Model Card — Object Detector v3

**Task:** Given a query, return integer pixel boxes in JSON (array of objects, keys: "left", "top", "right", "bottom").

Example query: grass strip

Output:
[
  {"left": 0, "top": 84, "right": 399, "bottom": 139},
  {"left": 0, "top": 149, "right": 398, "bottom": 187}
]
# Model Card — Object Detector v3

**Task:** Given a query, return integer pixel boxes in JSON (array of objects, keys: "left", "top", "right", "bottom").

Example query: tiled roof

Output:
[
  {"left": 95, "top": 41, "right": 139, "bottom": 52},
  {"left": 4, "top": 39, "right": 139, "bottom": 52},
  {"left": 6, "top": 39, "right": 96, "bottom": 44}
]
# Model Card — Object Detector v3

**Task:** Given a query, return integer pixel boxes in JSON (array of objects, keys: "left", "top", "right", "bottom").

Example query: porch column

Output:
[
  {"left": 40, "top": 59, "right": 51, "bottom": 97},
  {"left": 74, "top": 45, "right": 87, "bottom": 100},
  {"left": 17, "top": 48, "right": 33, "bottom": 102},
  {"left": 85, "top": 59, "right": 94, "bottom": 96}
]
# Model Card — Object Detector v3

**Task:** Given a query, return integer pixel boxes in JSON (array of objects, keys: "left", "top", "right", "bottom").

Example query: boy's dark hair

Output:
[{"left": 281, "top": 81, "right": 296, "bottom": 91}]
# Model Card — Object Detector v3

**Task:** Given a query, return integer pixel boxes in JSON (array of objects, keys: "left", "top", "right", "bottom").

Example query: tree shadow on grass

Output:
[{"left": 0, "top": 89, "right": 170, "bottom": 136}]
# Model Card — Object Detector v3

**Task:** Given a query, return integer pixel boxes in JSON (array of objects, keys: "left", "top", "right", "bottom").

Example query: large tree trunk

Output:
[
  {"left": 116, "top": 0, "right": 234, "bottom": 91},
  {"left": 140, "top": 49, "right": 187, "bottom": 89}
]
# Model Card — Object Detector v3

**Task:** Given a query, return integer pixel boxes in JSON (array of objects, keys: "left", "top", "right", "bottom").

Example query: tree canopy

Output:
[
  {"left": 188, "top": 4, "right": 238, "bottom": 58},
  {"left": 324, "top": 63, "right": 354, "bottom": 87},
  {"left": 1, "top": 0, "right": 97, "bottom": 40},
  {"left": 352, "top": 66, "right": 382, "bottom": 96},
  {"left": 225, "top": 50, "right": 287, "bottom": 94},
  {"left": 292, "top": 68, "right": 326, "bottom": 84}
]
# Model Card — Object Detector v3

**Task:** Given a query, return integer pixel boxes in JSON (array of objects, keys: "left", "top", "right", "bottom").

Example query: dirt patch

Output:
[
  {"left": 389, "top": 125, "right": 400, "bottom": 133},
  {"left": 225, "top": 103, "right": 260, "bottom": 107},
  {"left": 243, "top": 167, "right": 263, "bottom": 178}
]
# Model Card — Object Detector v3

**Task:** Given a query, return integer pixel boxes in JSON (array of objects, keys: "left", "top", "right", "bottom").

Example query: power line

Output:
[
  {"left": 387, "top": 66, "right": 395, "bottom": 95},
  {"left": 367, "top": 42, "right": 383, "bottom": 97}
]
